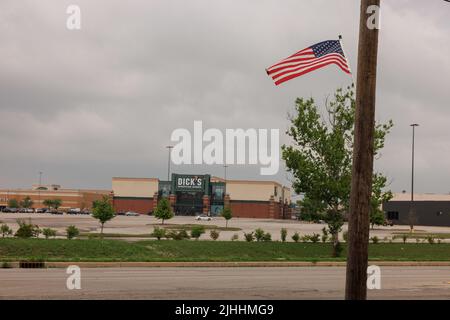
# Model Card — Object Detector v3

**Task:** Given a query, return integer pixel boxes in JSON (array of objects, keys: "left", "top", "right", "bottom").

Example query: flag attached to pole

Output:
[{"left": 266, "top": 39, "right": 351, "bottom": 86}]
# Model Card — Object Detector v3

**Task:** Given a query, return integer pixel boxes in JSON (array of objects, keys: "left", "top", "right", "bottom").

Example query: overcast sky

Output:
[{"left": 0, "top": 0, "right": 449, "bottom": 194}]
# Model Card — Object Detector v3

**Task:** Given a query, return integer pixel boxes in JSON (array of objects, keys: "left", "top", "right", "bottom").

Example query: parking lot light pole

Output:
[
  {"left": 38, "top": 171, "right": 43, "bottom": 208},
  {"left": 166, "top": 146, "right": 174, "bottom": 181},
  {"left": 409, "top": 124, "right": 419, "bottom": 232}
]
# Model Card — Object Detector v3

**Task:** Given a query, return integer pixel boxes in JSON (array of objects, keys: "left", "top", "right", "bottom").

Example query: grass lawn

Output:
[{"left": 1, "top": 239, "right": 449, "bottom": 262}]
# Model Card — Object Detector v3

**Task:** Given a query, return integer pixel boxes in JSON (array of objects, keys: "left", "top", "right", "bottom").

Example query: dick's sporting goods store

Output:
[{"left": 112, "top": 174, "right": 292, "bottom": 219}]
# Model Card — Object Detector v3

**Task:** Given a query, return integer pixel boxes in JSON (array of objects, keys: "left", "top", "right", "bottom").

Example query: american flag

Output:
[{"left": 266, "top": 39, "right": 351, "bottom": 86}]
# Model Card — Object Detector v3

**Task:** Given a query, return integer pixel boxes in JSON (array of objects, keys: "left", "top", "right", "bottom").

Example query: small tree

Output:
[
  {"left": 321, "top": 227, "right": 329, "bottom": 243},
  {"left": 7, "top": 199, "right": 19, "bottom": 208},
  {"left": 280, "top": 228, "right": 288, "bottom": 242},
  {"left": 42, "top": 228, "right": 57, "bottom": 239},
  {"left": 244, "top": 232, "right": 254, "bottom": 242},
  {"left": 1, "top": 224, "right": 13, "bottom": 238},
  {"left": 20, "top": 196, "right": 34, "bottom": 209},
  {"left": 154, "top": 198, "right": 174, "bottom": 225},
  {"left": 292, "top": 232, "right": 300, "bottom": 243},
  {"left": 92, "top": 196, "right": 115, "bottom": 236},
  {"left": 210, "top": 229, "right": 220, "bottom": 241},
  {"left": 221, "top": 207, "right": 233, "bottom": 228},
  {"left": 43, "top": 199, "right": 62, "bottom": 210},
  {"left": 66, "top": 225, "right": 79, "bottom": 239},
  {"left": 151, "top": 227, "right": 166, "bottom": 240},
  {"left": 191, "top": 225, "right": 205, "bottom": 240},
  {"left": 15, "top": 219, "right": 40, "bottom": 238},
  {"left": 254, "top": 228, "right": 265, "bottom": 242}
]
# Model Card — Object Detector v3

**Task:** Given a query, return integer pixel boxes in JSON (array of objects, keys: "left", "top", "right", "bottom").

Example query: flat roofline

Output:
[{"left": 112, "top": 177, "right": 159, "bottom": 182}]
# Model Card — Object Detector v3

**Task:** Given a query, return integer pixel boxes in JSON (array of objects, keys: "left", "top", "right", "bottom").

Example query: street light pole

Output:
[
  {"left": 410, "top": 124, "right": 419, "bottom": 232},
  {"left": 223, "top": 165, "right": 228, "bottom": 195},
  {"left": 166, "top": 146, "right": 174, "bottom": 181},
  {"left": 38, "top": 171, "right": 43, "bottom": 209}
]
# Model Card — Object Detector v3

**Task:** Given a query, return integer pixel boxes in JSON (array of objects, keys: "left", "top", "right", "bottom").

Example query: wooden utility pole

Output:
[{"left": 345, "top": 0, "right": 381, "bottom": 300}]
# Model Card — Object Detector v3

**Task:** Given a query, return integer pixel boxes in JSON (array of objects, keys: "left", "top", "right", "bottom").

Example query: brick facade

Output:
[{"left": 113, "top": 197, "right": 154, "bottom": 214}]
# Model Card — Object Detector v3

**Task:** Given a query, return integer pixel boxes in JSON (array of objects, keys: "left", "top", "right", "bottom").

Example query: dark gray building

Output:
[{"left": 383, "top": 197, "right": 450, "bottom": 227}]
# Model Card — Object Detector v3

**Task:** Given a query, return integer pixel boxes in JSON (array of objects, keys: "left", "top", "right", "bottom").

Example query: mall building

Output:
[
  {"left": 112, "top": 174, "right": 292, "bottom": 219},
  {"left": 0, "top": 184, "right": 111, "bottom": 210}
]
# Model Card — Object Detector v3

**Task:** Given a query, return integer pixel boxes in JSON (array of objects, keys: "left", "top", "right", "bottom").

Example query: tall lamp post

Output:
[
  {"left": 223, "top": 165, "right": 229, "bottom": 194},
  {"left": 38, "top": 171, "right": 43, "bottom": 209},
  {"left": 166, "top": 146, "right": 174, "bottom": 181},
  {"left": 409, "top": 124, "right": 419, "bottom": 232}
]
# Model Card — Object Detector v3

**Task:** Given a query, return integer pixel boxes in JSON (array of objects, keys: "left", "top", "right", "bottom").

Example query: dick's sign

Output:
[{"left": 175, "top": 175, "right": 204, "bottom": 191}]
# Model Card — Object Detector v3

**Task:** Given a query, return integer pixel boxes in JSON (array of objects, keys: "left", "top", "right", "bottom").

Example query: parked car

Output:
[
  {"left": 80, "top": 210, "right": 91, "bottom": 215},
  {"left": 35, "top": 208, "right": 47, "bottom": 213},
  {"left": 195, "top": 214, "right": 212, "bottom": 221},
  {"left": 383, "top": 219, "right": 394, "bottom": 227},
  {"left": 125, "top": 211, "right": 140, "bottom": 216},
  {"left": 67, "top": 208, "right": 81, "bottom": 215},
  {"left": 116, "top": 212, "right": 126, "bottom": 216},
  {"left": 3, "top": 207, "right": 18, "bottom": 213}
]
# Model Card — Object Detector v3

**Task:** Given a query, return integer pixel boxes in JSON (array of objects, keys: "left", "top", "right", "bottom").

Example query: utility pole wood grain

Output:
[{"left": 345, "top": 0, "right": 381, "bottom": 300}]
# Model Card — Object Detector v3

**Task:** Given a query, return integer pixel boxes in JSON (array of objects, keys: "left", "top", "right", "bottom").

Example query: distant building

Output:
[
  {"left": 383, "top": 193, "right": 450, "bottom": 227},
  {"left": 112, "top": 174, "right": 292, "bottom": 219},
  {"left": 0, "top": 185, "right": 111, "bottom": 210}
]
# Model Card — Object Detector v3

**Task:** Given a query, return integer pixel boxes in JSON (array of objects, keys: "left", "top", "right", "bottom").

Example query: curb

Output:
[{"left": 3, "top": 261, "right": 450, "bottom": 269}]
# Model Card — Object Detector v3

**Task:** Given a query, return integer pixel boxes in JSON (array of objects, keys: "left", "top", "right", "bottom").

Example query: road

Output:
[{"left": 0, "top": 267, "right": 449, "bottom": 300}]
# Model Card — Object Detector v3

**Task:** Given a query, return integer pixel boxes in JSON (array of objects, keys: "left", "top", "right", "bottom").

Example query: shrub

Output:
[
  {"left": 333, "top": 241, "right": 344, "bottom": 257},
  {"left": 321, "top": 227, "right": 329, "bottom": 243},
  {"left": 151, "top": 227, "right": 166, "bottom": 240},
  {"left": 292, "top": 232, "right": 300, "bottom": 243},
  {"left": 1, "top": 224, "right": 13, "bottom": 238},
  {"left": 191, "top": 226, "right": 206, "bottom": 240},
  {"left": 301, "top": 235, "right": 310, "bottom": 243},
  {"left": 343, "top": 231, "right": 349, "bottom": 242},
  {"left": 231, "top": 234, "right": 239, "bottom": 241},
  {"left": 280, "top": 228, "right": 287, "bottom": 242},
  {"left": 15, "top": 219, "right": 40, "bottom": 239},
  {"left": 66, "top": 225, "right": 79, "bottom": 239},
  {"left": 310, "top": 233, "right": 320, "bottom": 243},
  {"left": 370, "top": 236, "right": 379, "bottom": 244},
  {"left": 210, "top": 230, "right": 220, "bottom": 241},
  {"left": 262, "top": 232, "right": 272, "bottom": 242},
  {"left": 168, "top": 230, "right": 190, "bottom": 240},
  {"left": 426, "top": 236, "right": 435, "bottom": 245},
  {"left": 254, "top": 228, "right": 265, "bottom": 242},
  {"left": 244, "top": 232, "right": 254, "bottom": 242},
  {"left": 42, "top": 228, "right": 57, "bottom": 239},
  {"left": 402, "top": 234, "right": 408, "bottom": 244}
]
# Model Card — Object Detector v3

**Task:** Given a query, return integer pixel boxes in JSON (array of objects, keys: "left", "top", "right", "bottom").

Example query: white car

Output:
[
  {"left": 125, "top": 211, "right": 140, "bottom": 216},
  {"left": 196, "top": 214, "right": 212, "bottom": 221}
]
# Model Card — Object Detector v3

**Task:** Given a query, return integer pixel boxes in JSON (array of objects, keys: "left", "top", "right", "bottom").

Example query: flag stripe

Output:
[
  {"left": 266, "top": 40, "right": 351, "bottom": 85},
  {"left": 270, "top": 54, "right": 349, "bottom": 80},
  {"left": 268, "top": 53, "right": 348, "bottom": 77},
  {"left": 274, "top": 61, "right": 351, "bottom": 86}
]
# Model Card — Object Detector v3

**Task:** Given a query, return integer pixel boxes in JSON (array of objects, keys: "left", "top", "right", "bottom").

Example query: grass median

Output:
[{"left": 1, "top": 239, "right": 450, "bottom": 262}]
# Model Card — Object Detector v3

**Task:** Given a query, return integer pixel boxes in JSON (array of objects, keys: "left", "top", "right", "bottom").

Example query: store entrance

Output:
[{"left": 174, "top": 191, "right": 204, "bottom": 216}]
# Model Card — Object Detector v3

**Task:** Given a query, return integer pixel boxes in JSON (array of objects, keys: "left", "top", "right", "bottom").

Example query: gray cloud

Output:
[{"left": 0, "top": 0, "right": 449, "bottom": 194}]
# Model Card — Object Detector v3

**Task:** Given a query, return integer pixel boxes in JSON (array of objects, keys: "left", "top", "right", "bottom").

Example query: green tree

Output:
[
  {"left": 370, "top": 174, "right": 393, "bottom": 229},
  {"left": 43, "top": 199, "right": 62, "bottom": 210},
  {"left": 1, "top": 224, "right": 13, "bottom": 238},
  {"left": 14, "top": 219, "right": 40, "bottom": 238},
  {"left": 280, "top": 228, "right": 288, "bottom": 242},
  {"left": 66, "top": 225, "right": 79, "bottom": 239},
  {"left": 221, "top": 207, "right": 233, "bottom": 228},
  {"left": 7, "top": 199, "right": 19, "bottom": 208},
  {"left": 153, "top": 198, "right": 174, "bottom": 225},
  {"left": 151, "top": 227, "right": 166, "bottom": 240},
  {"left": 92, "top": 196, "right": 115, "bottom": 236},
  {"left": 42, "top": 228, "right": 57, "bottom": 239},
  {"left": 282, "top": 87, "right": 393, "bottom": 257},
  {"left": 190, "top": 225, "right": 205, "bottom": 240},
  {"left": 20, "top": 196, "right": 34, "bottom": 209}
]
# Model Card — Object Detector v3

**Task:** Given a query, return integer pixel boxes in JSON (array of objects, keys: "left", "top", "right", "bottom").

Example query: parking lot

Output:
[{"left": 1, "top": 212, "right": 449, "bottom": 242}]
